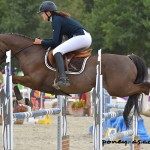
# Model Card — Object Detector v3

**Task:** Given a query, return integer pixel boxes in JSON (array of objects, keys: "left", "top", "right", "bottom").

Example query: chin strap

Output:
[{"left": 45, "top": 12, "right": 51, "bottom": 21}]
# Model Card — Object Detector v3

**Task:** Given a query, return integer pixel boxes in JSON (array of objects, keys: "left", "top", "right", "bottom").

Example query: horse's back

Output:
[
  {"left": 85, "top": 53, "right": 137, "bottom": 83},
  {"left": 101, "top": 53, "right": 137, "bottom": 76}
]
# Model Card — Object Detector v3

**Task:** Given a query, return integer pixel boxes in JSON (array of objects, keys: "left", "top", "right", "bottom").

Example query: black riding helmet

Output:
[{"left": 37, "top": 1, "right": 57, "bottom": 13}]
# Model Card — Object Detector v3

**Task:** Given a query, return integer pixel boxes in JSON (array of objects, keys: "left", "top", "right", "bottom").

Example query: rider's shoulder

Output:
[
  {"left": 52, "top": 15, "right": 62, "bottom": 23},
  {"left": 53, "top": 15, "right": 68, "bottom": 21},
  {"left": 53, "top": 15, "right": 62, "bottom": 20}
]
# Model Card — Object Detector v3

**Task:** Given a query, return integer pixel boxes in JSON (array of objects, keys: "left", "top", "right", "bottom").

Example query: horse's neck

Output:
[
  {"left": 1, "top": 34, "right": 32, "bottom": 54},
  {"left": 1, "top": 34, "right": 44, "bottom": 65},
  {"left": 0, "top": 34, "right": 48, "bottom": 75}
]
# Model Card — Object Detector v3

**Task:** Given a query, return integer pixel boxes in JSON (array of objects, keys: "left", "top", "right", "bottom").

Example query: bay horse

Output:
[{"left": 0, "top": 33, "right": 149, "bottom": 127}]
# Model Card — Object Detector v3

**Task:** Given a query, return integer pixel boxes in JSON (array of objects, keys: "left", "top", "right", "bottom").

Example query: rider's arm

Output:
[{"left": 41, "top": 16, "right": 63, "bottom": 47}]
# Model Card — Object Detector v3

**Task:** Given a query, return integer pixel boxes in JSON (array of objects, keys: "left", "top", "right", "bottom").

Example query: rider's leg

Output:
[
  {"left": 53, "top": 30, "right": 92, "bottom": 86},
  {"left": 53, "top": 30, "right": 92, "bottom": 55},
  {"left": 53, "top": 52, "right": 70, "bottom": 86}
]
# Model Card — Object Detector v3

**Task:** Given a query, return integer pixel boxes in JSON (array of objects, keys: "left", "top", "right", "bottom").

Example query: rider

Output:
[{"left": 34, "top": 1, "right": 92, "bottom": 87}]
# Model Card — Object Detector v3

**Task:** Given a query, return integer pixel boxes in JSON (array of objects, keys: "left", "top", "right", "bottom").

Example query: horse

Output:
[{"left": 0, "top": 33, "right": 149, "bottom": 127}]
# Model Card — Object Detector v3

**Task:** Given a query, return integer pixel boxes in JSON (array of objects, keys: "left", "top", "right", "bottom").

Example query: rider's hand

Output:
[{"left": 33, "top": 38, "right": 42, "bottom": 45}]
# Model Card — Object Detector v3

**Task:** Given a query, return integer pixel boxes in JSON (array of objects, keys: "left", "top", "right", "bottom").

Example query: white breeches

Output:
[{"left": 52, "top": 30, "right": 92, "bottom": 55}]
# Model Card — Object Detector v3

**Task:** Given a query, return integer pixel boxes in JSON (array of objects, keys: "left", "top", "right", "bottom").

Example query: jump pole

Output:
[{"left": 13, "top": 108, "right": 61, "bottom": 119}]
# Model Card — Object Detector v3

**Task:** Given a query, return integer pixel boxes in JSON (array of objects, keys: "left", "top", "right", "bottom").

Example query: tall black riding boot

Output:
[{"left": 54, "top": 52, "right": 70, "bottom": 86}]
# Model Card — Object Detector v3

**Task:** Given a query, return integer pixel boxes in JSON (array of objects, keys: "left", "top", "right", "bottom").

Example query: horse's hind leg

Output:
[
  {"left": 128, "top": 82, "right": 150, "bottom": 96},
  {"left": 135, "top": 82, "right": 150, "bottom": 95},
  {"left": 108, "top": 82, "right": 150, "bottom": 97},
  {"left": 123, "top": 82, "right": 150, "bottom": 128}
]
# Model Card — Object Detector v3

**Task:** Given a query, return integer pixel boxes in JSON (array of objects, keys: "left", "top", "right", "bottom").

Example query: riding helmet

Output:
[{"left": 37, "top": 1, "right": 57, "bottom": 13}]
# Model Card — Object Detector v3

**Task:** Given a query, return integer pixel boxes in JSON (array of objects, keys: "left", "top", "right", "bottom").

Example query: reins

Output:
[
  {"left": 10, "top": 43, "right": 34, "bottom": 59},
  {"left": 0, "top": 43, "right": 34, "bottom": 65}
]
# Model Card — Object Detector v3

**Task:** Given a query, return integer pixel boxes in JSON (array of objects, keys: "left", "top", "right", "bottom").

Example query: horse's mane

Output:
[
  {"left": 5, "top": 33, "right": 48, "bottom": 51},
  {"left": 6, "top": 33, "right": 34, "bottom": 41}
]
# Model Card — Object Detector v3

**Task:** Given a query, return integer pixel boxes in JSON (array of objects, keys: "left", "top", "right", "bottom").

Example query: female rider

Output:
[{"left": 34, "top": 1, "right": 92, "bottom": 87}]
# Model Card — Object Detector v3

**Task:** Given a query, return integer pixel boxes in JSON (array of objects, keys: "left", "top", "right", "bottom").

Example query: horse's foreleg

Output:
[{"left": 12, "top": 75, "right": 34, "bottom": 89}]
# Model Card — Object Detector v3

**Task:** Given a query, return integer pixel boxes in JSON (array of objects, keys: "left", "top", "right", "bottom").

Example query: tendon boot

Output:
[{"left": 54, "top": 52, "right": 70, "bottom": 87}]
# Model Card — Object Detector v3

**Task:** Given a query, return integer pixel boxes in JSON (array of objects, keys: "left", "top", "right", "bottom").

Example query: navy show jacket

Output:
[{"left": 41, "top": 15, "right": 86, "bottom": 48}]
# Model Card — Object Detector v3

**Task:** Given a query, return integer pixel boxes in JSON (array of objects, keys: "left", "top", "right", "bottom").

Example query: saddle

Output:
[{"left": 48, "top": 49, "right": 92, "bottom": 72}]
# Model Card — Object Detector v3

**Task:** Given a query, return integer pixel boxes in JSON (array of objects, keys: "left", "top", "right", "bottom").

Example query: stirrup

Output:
[
  {"left": 57, "top": 77, "right": 70, "bottom": 87},
  {"left": 52, "top": 79, "right": 61, "bottom": 90}
]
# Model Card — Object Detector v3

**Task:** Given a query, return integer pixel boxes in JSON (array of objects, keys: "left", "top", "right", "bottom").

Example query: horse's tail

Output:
[{"left": 123, "top": 54, "right": 148, "bottom": 128}]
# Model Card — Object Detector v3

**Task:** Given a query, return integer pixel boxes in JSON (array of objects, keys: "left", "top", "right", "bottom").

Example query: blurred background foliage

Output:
[{"left": 0, "top": 0, "right": 149, "bottom": 67}]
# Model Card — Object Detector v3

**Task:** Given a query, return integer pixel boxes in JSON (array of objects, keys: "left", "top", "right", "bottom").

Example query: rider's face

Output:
[{"left": 41, "top": 11, "right": 52, "bottom": 21}]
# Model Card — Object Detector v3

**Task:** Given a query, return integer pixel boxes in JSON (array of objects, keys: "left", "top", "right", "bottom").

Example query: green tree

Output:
[
  {"left": 0, "top": 0, "right": 41, "bottom": 36},
  {"left": 82, "top": 0, "right": 150, "bottom": 65}
]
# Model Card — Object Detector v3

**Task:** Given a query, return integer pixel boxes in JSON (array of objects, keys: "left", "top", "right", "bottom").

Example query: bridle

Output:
[{"left": 0, "top": 43, "right": 34, "bottom": 65}]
